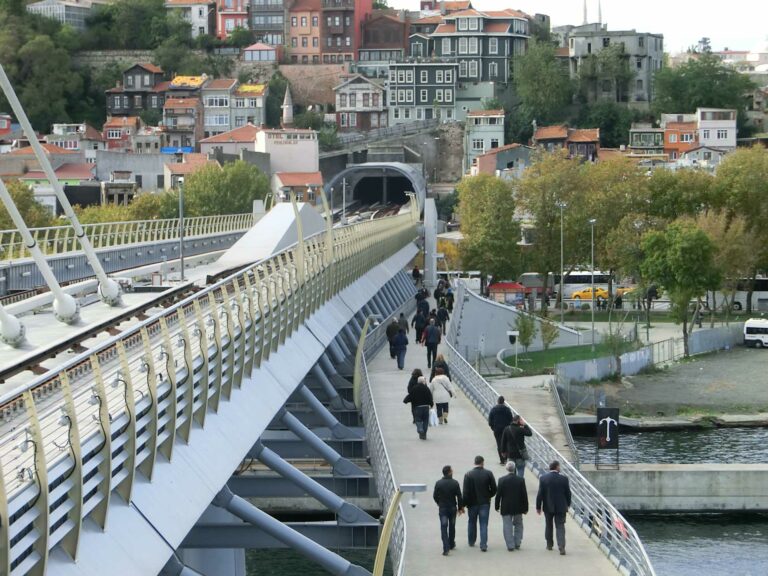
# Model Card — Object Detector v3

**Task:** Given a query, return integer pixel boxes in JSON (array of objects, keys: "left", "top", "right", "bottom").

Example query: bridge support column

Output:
[
  {"left": 213, "top": 486, "right": 371, "bottom": 576},
  {"left": 251, "top": 442, "right": 374, "bottom": 524},
  {"left": 342, "top": 324, "right": 359, "bottom": 350},
  {"left": 365, "top": 298, "right": 383, "bottom": 320},
  {"left": 320, "top": 352, "right": 338, "bottom": 375},
  {"left": 334, "top": 333, "right": 353, "bottom": 359},
  {"left": 311, "top": 363, "right": 354, "bottom": 409},
  {"left": 298, "top": 384, "right": 360, "bottom": 439},
  {"left": 328, "top": 340, "right": 347, "bottom": 364},
  {"left": 349, "top": 314, "right": 364, "bottom": 337},
  {"left": 279, "top": 409, "right": 365, "bottom": 476},
  {"left": 373, "top": 293, "right": 392, "bottom": 317}
]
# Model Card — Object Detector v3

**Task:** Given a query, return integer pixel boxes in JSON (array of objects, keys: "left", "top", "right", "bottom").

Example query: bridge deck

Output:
[{"left": 367, "top": 342, "right": 618, "bottom": 574}]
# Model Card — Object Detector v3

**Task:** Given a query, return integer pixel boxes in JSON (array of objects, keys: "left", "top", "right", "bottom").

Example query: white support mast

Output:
[
  {"left": 0, "top": 303, "right": 25, "bottom": 347},
  {"left": 0, "top": 178, "right": 80, "bottom": 324},
  {"left": 0, "top": 64, "right": 121, "bottom": 306}
]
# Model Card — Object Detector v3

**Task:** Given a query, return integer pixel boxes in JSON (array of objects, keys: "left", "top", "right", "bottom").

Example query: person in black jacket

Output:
[
  {"left": 403, "top": 376, "right": 433, "bottom": 439},
  {"left": 536, "top": 460, "right": 572, "bottom": 555},
  {"left": 500, "top": 415, "right": 533, "bottom": 477},
  {"left": 411, "top": 310, "right": 427, "bottom": 345},
  {"left": 436, "top": 304, "right": 450, "bottom": 332},
  {"left": 488, "top": 396, "right": 513, "bottom": 464},
  {"left": 433, "top": 465, "right": 464, "bottom": 556},
  {"left": 429, "top": 353, "right": 451, "bottom": 382},
  {"left": 495, "top": 460, "right": 529, "bottom": 551},
  {"left": 407, "top": 369, "right": 423, "bottom": 423},
  {"left": 386, "top": 319, "right": 400, "bottom": 359},
  {"left": 392, "top": 329, "right": 409, "bottom": 370},
  {"left": 462, "top": 455, "right": 497, "bottom": 552}
]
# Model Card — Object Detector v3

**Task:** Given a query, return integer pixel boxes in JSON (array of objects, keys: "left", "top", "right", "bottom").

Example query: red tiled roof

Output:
[
  {"left": 444, "top": 8, "right": 480, "bottom": 17},
  {"left": 534, "top": 125, "right": 568, "bottom": 140},
  {"left": 569, "top": 128, "right": 600, "bottom": 143},
  {"left": 483, "top": 21, "right": 510, "bottom": 33},
  {"left": 153, "top": 80, "right": 172, "bottom": 93},
  {"left": 275, "top": 171, "right": 323, "bottom": 187},
  {"left": 434, "top": 23, "right": 455, "bottom": 33},
  {"left": 9, "top": 143, "right": 77, "bottom": 155},
  {"left": 413, "top": 15, "right": 442, "bottom": 24},
  {"left": 106, "top": 85, "right": 124, "bottom": 94},
  {"left": 164, "top": 98, "right": 200, "bottom": 109},
  {"left": 165, "top": 0, "right": 212, "bottom": 5},
  {"left": 666, "top": 121, "right": 697, "bottom": 130},
  {"left": 484, "top": 8, "right": 526, "bottom": 18},
  {"left": 103, "top": 116, "right": 141, "bottom": 129},
  {"left": 244, "top": 42, "right": 276, "bottom": 51},
  {"left": 83, "top": 124, "right": 104, "bottom": 141},
  {"left": 22, "top": 163, "right": 95, "bottom": 181},
  {"left": 441, "top": 0, "right": 471, "bottom": 10},
  {"left": 467, "top": 109, "right": 504, "bottom": 116},
  {"left": 199, "top": 124, "right": 261, "bottom": 143},
  {"left": 136, "top": 62, "right": 163, "bottom": 74},
  {"left": 204, "top": 78, "right": 237, "bottom": 90},
  {"left": 476, "top": 143, "right": 523, "bottom": 157},
  {"left": 166, "top": 153, "right": 217, "bottom": 175},
  {"left": 556, "top": 47, "right": 569, "bottom": 57}
]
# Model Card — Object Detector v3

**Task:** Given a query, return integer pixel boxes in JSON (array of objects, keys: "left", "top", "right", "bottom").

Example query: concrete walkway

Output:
[{"left": 367, "top": 341, "right": 619, "bottom": 575}]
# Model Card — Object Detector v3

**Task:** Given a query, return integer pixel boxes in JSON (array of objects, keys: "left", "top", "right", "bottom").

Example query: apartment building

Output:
[
  {"left": 216, "top": 0, "right": 249, "bottom": 38},
  {"left": 288, "top": 0, "right": 322, "bottom": 64},
  {"left": 163, "top": 98, "right": 204, "bottom": 151},
  {"left": 333, "top": 74, "right": 387, "bottom": 131},
  {"left": 250, "top": 0, "right": 286, "bottom": 46},
  {"left": 320, "top": 0, "right": 372, "bottom": 63},
  {"left": 202, "top": 78, "right": 238, "bottom": 138},
  {"left": 387, "top": 62, "right": 459, "bottom": 125},
  {"left": 464, "top": 109, "right": 504, "bottom": 172},
  {"left": 106, "top": 63, "right": 169, "bottom": 118},
  {"left": 165, "top": 0, "right": 216, "bottom": 37}
]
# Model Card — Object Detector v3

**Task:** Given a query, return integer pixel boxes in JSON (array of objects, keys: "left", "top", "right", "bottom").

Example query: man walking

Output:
[
  {"left": 462, "top": 455, "right": 497, "bottom": 552},
  {"left": 392, "top": 328, "right": 409, "bottom": 370},
  {"left": 488, "top": 396, "right": 513, "bottom": 464},
  {"left": 386, "top": 318, "right": 400, "bottom": 359},
  {"left": 411, "top": 310, "right": 427, "bottom": 345},
  {"left": 536, "top": 460, "right": 572, "bottom": 555},
  {"left": 437, "top": 303, "right": 450, "bottom": 333},
  {"left": 398, "top": 312, "right": 409, "bottom": 334},
  {"left": 403, "top": 376, "right": 433, "bottom": 440},
  {"left": 495, "top": 460, "right": 528, "bottom": 551},
  {"left": 433, "top": 465, "right": 464, "bottom": 556},
  {"left": 500, "top": 414, "right": 532, "bottom": 477},
  {"left": 424, "top": 319, "right": 442, "bottom": 369}
]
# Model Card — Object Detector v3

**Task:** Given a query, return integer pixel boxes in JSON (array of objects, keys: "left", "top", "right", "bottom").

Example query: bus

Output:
[
  {"left": 744, "top": 318, "right": 768, "bottom": 348},
  {"left": 721, "top": 277, "right": 768, "bottom": 312},
  {"left": 519, "top": 271, "right": 615, "bottom": 299}
]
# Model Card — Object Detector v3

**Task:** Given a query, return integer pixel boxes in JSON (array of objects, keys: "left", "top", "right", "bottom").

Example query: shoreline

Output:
[{"left": 568, "top": 412, "right": 768, "bottom": 431}]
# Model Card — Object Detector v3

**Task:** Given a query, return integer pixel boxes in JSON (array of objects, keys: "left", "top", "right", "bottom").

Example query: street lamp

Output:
[
  {"left": 373, "top": 483, "right": 427, "bottom": 576},
  {"left": 589, "top": 218, "right": 597, "bottom": 351},
  {"left": 178, "top": 176, "right": 185, "bottom": 282},
  {"left": 556, "top": 201, "right": 567, "bottom": 326}
]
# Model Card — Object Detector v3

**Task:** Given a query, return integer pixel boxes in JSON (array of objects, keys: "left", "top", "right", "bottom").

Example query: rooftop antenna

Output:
[{"left": 0, "top": 64, "right": 121, "bottom": 307}]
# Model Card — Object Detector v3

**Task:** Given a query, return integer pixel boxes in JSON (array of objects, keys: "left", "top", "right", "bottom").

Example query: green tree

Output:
[
  {"left": 435, "top": 192, "right": 458, "bottom": 222},
  {"left": 576, "top": 102, "right": 641, "bottom": 148},
  {"left": 182, "top": 161, "right": 269, "bottom": 216},
  {"left": 640, "top": 222, "right": 722, "bottom": 356},
  {"left": 715, "top": 145, "right": 768, "bottom": 232},
  {"left": 294, "top": 111, "right": 324, "bottom": 130},
  {"left": 578, "top": 44, "right": 635, "bottom": 104},
  {"left": 227, "top": 26, "right": 253, "bottom": 47},
  {"left": 653, "top": 54, "right": 755, "bottom": 126},
  {"left": 514, "top": 313, "right": 537, "bottom": 353},
  {"left": 318, "top": 125, "right": 341, "bottom": 151},
  {"left": 457, "top": 174, "right": 520, "bottom": 284},
  {"left": 266, "top": 72, "right": 288, "bottom": 128},
  {"left": 539, "top": 320, "right": 559, "bottom": 351},
  {"left": 648, "top": 168, "right": 716, "bottom": 220},
  {"left": 0, "top": 180, "right": 55, "bottom": 230},
  {"left": 513, "top": 39, "right": 572, "bottom": 124}
]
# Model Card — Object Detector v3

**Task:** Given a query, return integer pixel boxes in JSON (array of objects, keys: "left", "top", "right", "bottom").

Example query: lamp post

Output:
[
  {"left": 178, "top": 176, "right": 185, "bottom": 282},
  {"left": 557, "top": 201, "right": 567, "bottom": 326},
  {"left": 373, "top": 483, "right": 427, "bottom": 576},
  {"left": 589, "top": 218, "right": 596, "bottom": 351}
]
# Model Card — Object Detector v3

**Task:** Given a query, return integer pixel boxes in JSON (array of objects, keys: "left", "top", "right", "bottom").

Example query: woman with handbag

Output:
[{"left": 429, "top": 366, "right": 454, "bottom": 425}]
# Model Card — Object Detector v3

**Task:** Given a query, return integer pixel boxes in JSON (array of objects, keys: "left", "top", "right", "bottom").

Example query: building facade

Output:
[
  {"left": 333, "top": 74, "right": 386, "bottom": 131},
  {"left": 464, "top": 109, "right": 504, "bottom": 172},
  {"left": 232, "top": 84, "right": 268, "bottom": 127},
  {"left": 532, "top": 124, "right": 600, "bottom": 161},
  {"left": 320, "top": 0, "right": 372, "bottom": 63},
  {"left": 26, "top": 0, "right": 102, "bottom": 31},
  {"left": 106, "top": 63, "right": 168, "bottom": 118},
  {"left": 387, "top": 62, "right": 458, "bottom": 125},
  {"left": 216, "top": 0, "right": 249, "bottom": 38},
  {"left": 288, "top": 0, "right": 322, "bottom": 64},
  {"left": 163, "top": 98, "right": 204, "bottom": 151},
  {"left": 254, "top": 128, "right": 319, "bottom": 173},
  {"left": 662, "top": 120, "right": 698, "bottom": 160},
  {"left": 628, "top": 123, "right": 665, "bottom": 156},
  {"left": 470, "top": 143, "right": 533, "bottom": 179},
  {"left": 46, "top": 123, "right": 105, "bottom": 162},
  {"left": 202, "top": 78, "right": 238, "bottom": 138},
  {"left": 697, "top": 108, "right": 737, "bottom": 150},
  {"left": 164, "top": 0, "right": 216, "bottom": 37},
  {"left": 102, "top": 116, "right": 141, "bottom": 152},
  {"left": 250, "top": 0, "right": 285, "bottom": 46}
]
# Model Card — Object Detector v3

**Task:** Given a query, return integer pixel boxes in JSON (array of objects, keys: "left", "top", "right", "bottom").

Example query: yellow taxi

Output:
[{"left": 571, "top": 286, "right": 609, "bottom": 300}]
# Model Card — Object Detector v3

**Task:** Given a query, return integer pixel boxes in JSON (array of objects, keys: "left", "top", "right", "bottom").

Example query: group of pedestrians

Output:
[
  {"left": 433, "top": 455, "right": 571, "bottom": 557},
  {"left": 402, "top": 354, "right": 454, "bottom": 440}
]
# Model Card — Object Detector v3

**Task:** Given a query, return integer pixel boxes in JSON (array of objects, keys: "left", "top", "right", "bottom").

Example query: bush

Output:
[{"left": 580, "top": 303, "right": 591, "bottom": 311}]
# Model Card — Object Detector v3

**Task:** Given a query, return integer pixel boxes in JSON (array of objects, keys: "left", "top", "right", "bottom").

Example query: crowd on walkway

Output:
[{"left": 396, "top": 268, "right": 573, "bottom": 558}]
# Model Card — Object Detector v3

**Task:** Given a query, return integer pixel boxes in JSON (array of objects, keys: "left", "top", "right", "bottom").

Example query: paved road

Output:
[{"left": 367, "top": 341, "right": 619, "bottom": 575}]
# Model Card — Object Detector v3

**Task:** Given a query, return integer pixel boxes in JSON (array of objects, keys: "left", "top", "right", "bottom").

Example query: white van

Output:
[{"left": 744, "top": 318, "right": 768, "bottom": 348}]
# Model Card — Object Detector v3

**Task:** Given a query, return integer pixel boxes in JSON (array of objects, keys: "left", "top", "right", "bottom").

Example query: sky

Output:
[{"left": 388, "top": 0, "right": 768, "bottom": 55}]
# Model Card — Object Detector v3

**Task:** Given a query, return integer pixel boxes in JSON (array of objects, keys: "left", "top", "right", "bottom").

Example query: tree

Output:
[
  {"left": 514, "top": 313, "right": 537, "bottom": 353},
  {"left": 640, "top": 222, "right": 722, "bottom": 356},
  {"left": 540, "top": 320, "right": 559, "bottom": 351},
  {"left": 266, "top": 72, "right": 288, "bottom": 128},
  {"left": 513, "top": 39, "right": 572, "bottom": 125},
  {"left": 576, "top": 102, "right": 642, "bottom": 148},
  {"left": 457, "top": 174, "right": 520, "bottom": 283},
  {"left": 294, "top": 111, "right": 324, "bottom": 130},
  {"left": 653, "top": 54, "right": 755, "bottom": 123},
  {"left": 227, "top": 26, "right": 253, "bottom": 48},
  {"left": 437, "top": 239, "right": 462, "bottom": 271},
  {"left": 578, "top": 44, "right": 635, "bottom": 104},
  {"left": 182, "top": 161, "right": 269, "bottom": 216},
  {"left": 434, "top": 192, "right": 458, "bottom": 222},
  {"left": 648, "top": 168, "right": 716, "bottom": 221},
  {"left": 0, "top": 180, "right": 55, "bottom": 230},
  {"left": 318, "top": 125, "right": 341, "bottom": 151},
  {"left": 715, "top": 145, "right": 768, "bottom": 232}
]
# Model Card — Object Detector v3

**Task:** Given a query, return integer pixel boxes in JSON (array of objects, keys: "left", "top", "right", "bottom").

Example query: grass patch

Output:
[
  {"left": 559, "top": 310, "right": 749, "bottom": 324},
  {"left": 504, "top": 342, "right": 618, "bottom": 376}
]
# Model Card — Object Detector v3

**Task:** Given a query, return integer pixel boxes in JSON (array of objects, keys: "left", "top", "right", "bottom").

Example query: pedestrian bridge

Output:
[{"left": 0, "top": 203, "right": 655, "bottom": 576}]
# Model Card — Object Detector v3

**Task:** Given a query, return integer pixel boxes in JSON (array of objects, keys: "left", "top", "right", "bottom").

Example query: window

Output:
[
  {"left": 421, "top": 70, "right": 428, "bottom": 83},
  {"left": 150, "top": 95, "right": 158, "bottom": 108},
  {"left": 134, "top": 95, "right": 142, "bottom": 107},
  {"left": 411, "top": 43, "right": 423, "bottom": 57},
  {"left": 313, "top": 37, "right": 318, "bottom": 47},
  {"left": 371, "top": 113, "right": 378, "bottom": 128},
  {"left": 301, "top": 16, "right": 306, "bottom": 26},
  {"left": 340, "top": 113, "right": 347, "bottom": 127},
  {"left": 291, "top": 37, "right": 297, "bottom": 47},
  {"left": 345, "top": 15, "right": 350, "bottom": 26},
  {"left": 636, "top": 57, "right": 643, "bottom": 70},
  {"left": 468, "top": 37, "right": 478, "bottom": 54},
  {"left": 636, "top": 79, "right": 643, "bottom": 91},
  {"left": 345, "top": 36, "right": 351, "bottom": 46},
  {"left": 339, "top": 94, "right": 347, "bottom": 107},
  {"left": 363, "top": 93, "right": 369, "bottom": 107},
  {"left": 445, "top": 70, "right": 453, "bottom": 83},
  {"left": 144, "top": 74, "right": 151, "bottom": 86},
  {"left": 389, "top": 69, "right": 396, "bottom": 82},
  {"left": 602, "top": 37, "right": 610, "bottom": 47},
  {"left": 302, "top": 37, "right": 308, "bottom": 47},
  {"left": 249, "top": 98, "right": 258, "bottom": 107},
  {"left": 398, "top": 70, "right": 405, "bottom": 83},
  {"left": 489, "top": 62, "right": 498, "bottom": 78},
  {"left": 326, "top": 16, "right": 331, "bottom": 26},
  {"left": 334, "top": 16, "right": 340, "bottom": 26},
  {"left": 406, "top": 70, "right": 413, "bottom": 83},
  {"left": 336, "top": 37, "right": 341, "bottom": 46},
  {"left": 669, "top": 133, "right": 678, "bottom": 143},
  {"left": 372, "top": 93, "right": 379, "bottom": 106},
  {"left": 471, "top": 138, "right": 484, "bottom": 151},
  {"left": 398, "top": 90, "right": 405, "bottom": 103},
  {"left": 442, "top": 38, "right": 451, "bottom": 54},
  {"left": 468, "top": 17, "right": 478, "bottom": 30},
  {"left": 349, "top": 112, "right": 356, "bottom": 126},
  {"left": 468, "top": 60, "right": 478, "bottom": 77},
  {"left": 436, "top": 89, "right": 443, "bottom": 102},
  {"left": 459, "top": 37, "right": 468, "bottom": 54},
  {"left": 436, "top": 70, "right": 443, "bottom": 83},
  {"left": 489, "top": 37, "right": 498, "bottom": 54},
  {"left": 459, "top": 61, "right": 468, "bottom": 77},
  {"left": 349, "top": 93, "right": 356, "bottom": 107},
  {"left": 446, "top": 109, "right": 453, "bottom": 119},
  {"left": 444, "top": 89, "right": 452, "bottom": 102},
  {"left": 126, "top": 75, "right": 133, "bottom": 87},
  {"left": 205, "top": 114, "right": 229, "bottom": 126},
  {"left": 458, "top": 18, "right": 467, "bottom": 31},
  {"left": 717, "top": 129, "right": 728, "bottom": 139},
  {"left": 235, "top": 116, "right": 245, "bottom": 127},
  {"left": 393, "top": 108, "right": 400, "bottom": 119},
  {"left": 420, "top": 89, "right": 428, "bottom": 102},
  {"left": 703, "top": 129, "right": 710, "bottom": 139},
  {"left": 107, "top": 129, "right": 122, "bottom": 139},
  {"left": 327, "top": 37, "right": 332, "bottom": 47},
  {"left": 404, "top": 108, "right": 411, "bottom": 119},
  {"left": 406, "top": 89, "right": 413, "bottom": 102},
  {"left": 703, "top": 151, "right": 712, "bottom": 161},
  {"left": 291, "top": 16, "right": 297, "bottom": 26},
  {"left": 638, "top": 36, "right": 645, "bottom": 48}
]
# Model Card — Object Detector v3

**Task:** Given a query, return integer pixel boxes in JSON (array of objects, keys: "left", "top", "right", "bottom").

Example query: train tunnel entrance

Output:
[
  {"left": 354, "top": 176, "right": 412, "bottom": 206},
  {"left": 325, "top": 162, "right": 427, "bottom": 214}
]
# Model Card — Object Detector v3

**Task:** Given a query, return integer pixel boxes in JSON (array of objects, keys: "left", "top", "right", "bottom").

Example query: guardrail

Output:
[
  {"left": 0, "top": 213, "right": 256, "bottom": 260},
  {"left": 547, "top": 376, "right": 581, "bottom": 469},
  {"left": 335, "top": 119, "right": 439, "bottom": 147},
  {"left": 445, "top": 341, "right": 656, "bottom": 576},
  {"left": 0, "top": 205, "right": 418, "bottom": 575}
]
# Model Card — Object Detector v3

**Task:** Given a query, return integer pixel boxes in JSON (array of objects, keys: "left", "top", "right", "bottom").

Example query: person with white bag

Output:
[{"left": 429, "top": 366, "right": 454, "bottom": 425}]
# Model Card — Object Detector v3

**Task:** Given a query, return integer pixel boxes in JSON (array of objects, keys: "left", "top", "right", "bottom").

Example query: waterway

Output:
[{"left": 575, "top": 426, "right": 768, "bottom": 576}]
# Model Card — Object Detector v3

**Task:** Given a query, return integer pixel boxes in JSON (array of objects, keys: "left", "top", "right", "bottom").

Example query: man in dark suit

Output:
[
  {"left": 488, "top": 396, "right": 513, "bottom": 464},
  {"left": 433, "top": 465, "right": 464, "bottom": 556},
  {"left": 535, "top": 460, "right": 572, "bottom": 555},
  {"left": 495, "top": 460, "right": 529, "bottom": 551},
  {"left": 463, "top": 455, "right": 497, "bottom": 552}
]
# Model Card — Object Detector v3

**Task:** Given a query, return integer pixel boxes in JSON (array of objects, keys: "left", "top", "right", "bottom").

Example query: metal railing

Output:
[
  {"left": 445, "top": 341, "right": 656, "bottom": 576},
  {"left": 335, "top": 119, "right": 439, "bottom": 147},
  {"left": 0, "top": 205, "right": 419, "bottom": 575},
  {"left": 0, "top": 213, "right": 256, "bottom": 260},
  {"left": 547, "top": 377, "right": 581, "bottom": 469}
]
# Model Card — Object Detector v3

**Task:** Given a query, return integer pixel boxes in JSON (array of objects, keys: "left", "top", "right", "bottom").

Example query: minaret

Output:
[
  {"left": 281, "top": 85, "right": 294, "bottom": 128},
  {"left": 598, "top": 0, "right": 602, "bottom": 24},
  {"left": 582, "top": 0, "right": 587, "bottom": 25}
]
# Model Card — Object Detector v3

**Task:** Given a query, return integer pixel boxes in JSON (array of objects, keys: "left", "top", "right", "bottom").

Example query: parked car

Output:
[{"left": 572, "top": 286, "right": 609, "bottom": 300}]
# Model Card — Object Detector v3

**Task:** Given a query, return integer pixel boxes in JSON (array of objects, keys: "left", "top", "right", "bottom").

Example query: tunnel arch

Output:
[{"left": 324, "top": 162, "right": 427, "bottom": 213}]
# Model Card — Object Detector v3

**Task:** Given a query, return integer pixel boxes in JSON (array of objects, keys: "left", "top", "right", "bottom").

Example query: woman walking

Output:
[
  {"left": 403, "top": 376, "right": 433, "bottom": 440},
  {"left": 408, "top": 369, "right": 423, "bottom": 423},
  {"left": 429, "top": 366, "right": 454, "bottom": 425},
  {"left": 430, "top": 353, "right": 452, "bottom": 382}
]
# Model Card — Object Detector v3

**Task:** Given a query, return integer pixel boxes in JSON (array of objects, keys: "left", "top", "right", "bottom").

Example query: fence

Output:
[
  {"left": 336, "top": 119, "right": 439, "bottom": 146},
  {"left": 0, "top": 203, "right": 419, "bottom": 575},
  {"left": 0, "top": 213, "right": 256, "bottom": 260},
  {"left": 446, "top": 341, "right": 657, "bottom": 576}
]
